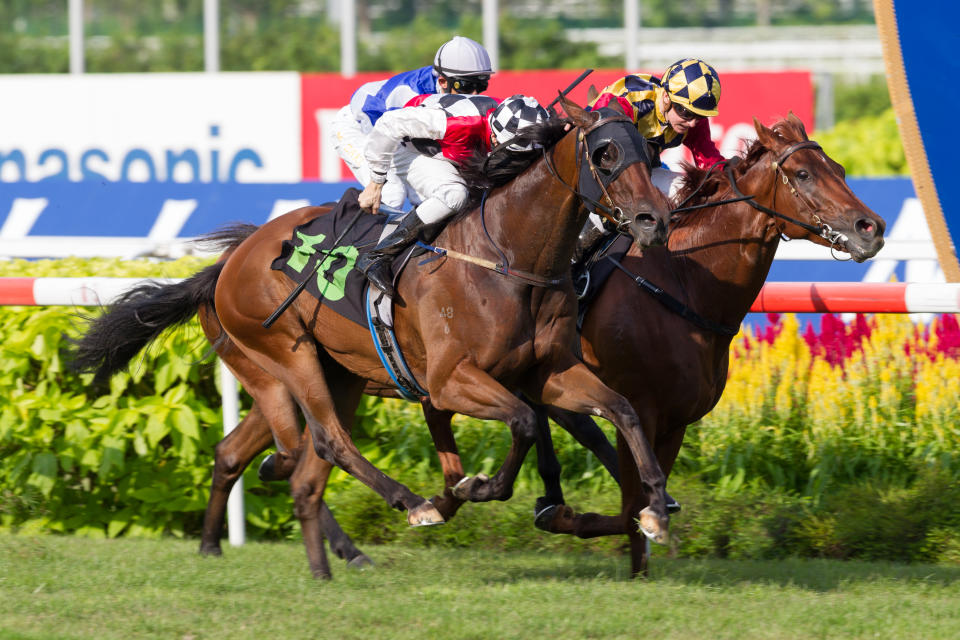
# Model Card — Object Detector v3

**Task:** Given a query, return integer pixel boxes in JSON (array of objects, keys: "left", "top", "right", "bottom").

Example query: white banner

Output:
[{"left": 0, "top": 73, "right": 302, "bottom": 183}]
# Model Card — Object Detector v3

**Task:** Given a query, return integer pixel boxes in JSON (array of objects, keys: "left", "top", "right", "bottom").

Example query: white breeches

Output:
[
  {"left": 329, "top": 106, "right": 407, "bottom": 208},
  {"left": 392, "top": 147, "right": 469, "bottom": 224}
]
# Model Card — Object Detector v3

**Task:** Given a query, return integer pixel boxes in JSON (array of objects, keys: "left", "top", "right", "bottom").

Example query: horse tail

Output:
[{"left": 71, "top": 261, "right": 225, "bottom": 384}]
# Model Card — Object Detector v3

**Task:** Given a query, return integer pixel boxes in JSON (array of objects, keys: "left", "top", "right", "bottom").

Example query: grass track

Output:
[{"left": 1, "top": 534, "right": 959, "bottom": 640}]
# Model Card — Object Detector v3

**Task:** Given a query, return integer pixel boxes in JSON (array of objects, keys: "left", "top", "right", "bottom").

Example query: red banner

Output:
[{"left": 301, "top": 69, "right": 813, "bottom": 181}]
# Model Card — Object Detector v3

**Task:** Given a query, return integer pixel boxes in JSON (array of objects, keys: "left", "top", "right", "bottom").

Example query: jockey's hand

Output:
[{"left": 359, "top": 182, "right": 384, "bottom": 214}]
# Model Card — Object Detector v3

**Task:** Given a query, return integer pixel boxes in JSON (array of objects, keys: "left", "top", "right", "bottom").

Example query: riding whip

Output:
[{"left": 546, "top": 68, "right": 594, "bottom": 113}]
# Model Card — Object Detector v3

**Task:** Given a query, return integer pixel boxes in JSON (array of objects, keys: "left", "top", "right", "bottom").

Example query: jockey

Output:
[
  {"left": 329, "top": 35, "right": 493, "bottom": 210},
  {"left": 355, "top": 94, "right": 551, "bottom": 296},
  {"left": 577, "top": 58, "right": 725, "bottom": 260}
]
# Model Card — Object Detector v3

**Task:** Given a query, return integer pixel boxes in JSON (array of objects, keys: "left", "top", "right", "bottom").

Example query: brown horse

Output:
[
  {"left": 421, "top": 113, "right": 887, "bottom": 575},
  {"left": 72, "top": 96, "right": 673, "bottom": 577}
]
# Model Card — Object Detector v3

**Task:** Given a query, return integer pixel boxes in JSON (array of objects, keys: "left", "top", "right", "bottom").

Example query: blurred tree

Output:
[{"left": 0, "top": 0, "right": 878, "bottom": 74}]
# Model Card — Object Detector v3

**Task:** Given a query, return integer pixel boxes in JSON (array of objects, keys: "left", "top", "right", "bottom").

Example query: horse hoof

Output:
[
  {"left": 638, "top": 506, "right": 670, "bottom": 545},
  {"left": 534, "top": 504, "right": 559, "bottom": 531},
  {"left": 408, "top": 501, "right": 445, "bottom": 527},
  {"left": 199, "top": 544, "right": 222, "bottom": 557},
  {"left": 450, "top": 473, "right": 489, "bottom": 501},
  {"left": 665, "top": 491, "right": 681, "bottom": 514},
  {"left": 257, "top": 454, "right": 278, "bottom": 481},
  {"left": 346, "top": 554, "right": 375, "bottom": 570}
]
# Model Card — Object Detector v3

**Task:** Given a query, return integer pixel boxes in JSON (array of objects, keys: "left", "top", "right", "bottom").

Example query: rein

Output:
[
  {"left": 601, "top": 140, "right": 843, "bottom": 337},
  {"left": 723, "top": 140, "right": 850, "bottom": 251},
  {"left": 418, "top": 112, "right": 642, "bottom": 288}
]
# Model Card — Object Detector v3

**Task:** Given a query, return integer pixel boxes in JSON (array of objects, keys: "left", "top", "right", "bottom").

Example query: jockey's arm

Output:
[
  {"left": 684, "top": 117, "right": 724, "bottom": 169},
  {"left": 360, "top": 107, "right": 449, "bottom": 213}
]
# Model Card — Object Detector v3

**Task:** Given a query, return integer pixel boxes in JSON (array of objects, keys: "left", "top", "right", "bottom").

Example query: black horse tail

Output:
[
  {"left": 71, "top": 223, "right": 258, "bottom": 384},
  {"left": 71, "top": 263, "right": 224, "bottom": 384}
]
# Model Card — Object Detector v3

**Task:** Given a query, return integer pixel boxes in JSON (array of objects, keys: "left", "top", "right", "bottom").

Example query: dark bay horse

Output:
[
  {"left": 72, "top": 97, "right": 673, "bottom": 577},
  {"left": 438, "top": 113, "right": 886, "bottom": 574}
]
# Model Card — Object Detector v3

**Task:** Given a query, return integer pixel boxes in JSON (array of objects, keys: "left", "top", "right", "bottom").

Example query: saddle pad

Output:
[{"left": 270, "top": 188, "right": 384, "bottom": 327}]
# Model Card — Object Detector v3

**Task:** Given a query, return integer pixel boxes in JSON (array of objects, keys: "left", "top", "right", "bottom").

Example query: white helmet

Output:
[
  {"left": 433, "top": 36, "right": 493, "bottom": 78},
  {"left": 489, "top": 95, "right": 550, "bottom": 152}
]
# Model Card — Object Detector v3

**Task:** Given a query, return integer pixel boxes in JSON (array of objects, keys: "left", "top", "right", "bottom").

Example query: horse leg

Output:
[
  {"left": 531, "top": 402, "right": 566, "bottom": 519},
  {"left": 289, "top": 438, "right": 335, "bottom": 579},
  {"left": 421, "top": 399, "right": 467, "bottom": 521},
  {"left": 428, "top": 366, "right": 540, "bottom": 504},
  {"left": 538, "top": 362, "right": 669, "bottom": 544},
  {"left": 617, "top": 429, "right": 650, "bottom": 577},
  {"left": 319, "top": 501, "right": 373, "bottom": 568},
  {"left": 265, "top": 350, "right": 443, "bottom": 526},
  {"left": 546, "top": 407, "right": 620, "bottom": 483},
  {"left": 288, "top": 363, "right": 377, "bottom": 578},
  {"left": 199, "top": 403, "right": 273, "bottom": 556}
]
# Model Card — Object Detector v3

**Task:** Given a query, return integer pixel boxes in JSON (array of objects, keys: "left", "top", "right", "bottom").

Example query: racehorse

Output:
[
  {"left": 423, "top": 112, "right": 887, "bottom": 575},
  {"left": 72, "top": 96, "right": 674, "bottom": 578},
  {"left": 193, "top": 111, "right": 885, "bottom": 578}
]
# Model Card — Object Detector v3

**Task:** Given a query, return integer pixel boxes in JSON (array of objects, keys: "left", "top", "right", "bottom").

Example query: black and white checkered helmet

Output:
[{"left": 488, "top": 95, "right": 550, "bottom": 152}]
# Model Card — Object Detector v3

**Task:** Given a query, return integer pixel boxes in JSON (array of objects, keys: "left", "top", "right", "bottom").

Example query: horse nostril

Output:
[
  {"left": 635, "top": 212, "right": 656, "bottom": 227},
  {"left": 855, "top": 217, "right": 877, "bottom": 237}
]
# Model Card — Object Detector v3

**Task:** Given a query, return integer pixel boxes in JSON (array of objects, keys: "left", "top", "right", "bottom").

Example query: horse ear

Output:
[
  {"left": 560, "top": 93, "right": 596, "bottom": 127},
  {"left": 753, "top": 116, "right": 779, "bottom": 149},
  {"left": 587, "top": 84, "right": 599, "bottom": 103},
  {"left": 607, "top": 96, "right": 627, "bottom": 116},
  {"left": 786, "top": 111, "right": 809, "bottom": 139}
]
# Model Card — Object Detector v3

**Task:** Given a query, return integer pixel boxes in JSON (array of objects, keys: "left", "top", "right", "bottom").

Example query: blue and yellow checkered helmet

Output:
[{"left": 661, "top": 58, "right": 721, "bottom": 117}]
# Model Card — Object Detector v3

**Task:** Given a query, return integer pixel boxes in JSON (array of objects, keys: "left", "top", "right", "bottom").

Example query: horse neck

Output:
[
  {"left": 661, "top": 159, "right": 784, "bottom": 325},
  {"left": 463, "top": 133, "right": 584, "bottom": 277}
]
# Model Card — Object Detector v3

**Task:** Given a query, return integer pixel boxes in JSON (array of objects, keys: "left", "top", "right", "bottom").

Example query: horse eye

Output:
[
  {"left": 593, "top": 144, "right": 620, "bottom": 172},
  {"left": 796, "top": 169, "right": 810, "bottom": 180}
]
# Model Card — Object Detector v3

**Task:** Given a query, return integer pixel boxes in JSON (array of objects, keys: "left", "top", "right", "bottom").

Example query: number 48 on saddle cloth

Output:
[{"left": 270, "top": 188, "right": 402, "bottom": 328}]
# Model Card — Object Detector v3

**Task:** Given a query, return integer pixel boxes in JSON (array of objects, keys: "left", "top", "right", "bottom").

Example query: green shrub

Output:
[
  {"left": 2, "top": 257, "right": 958, "bottom": 565},
  {"left": 814, "top": 108, "right": 907, "bottom": 175}
]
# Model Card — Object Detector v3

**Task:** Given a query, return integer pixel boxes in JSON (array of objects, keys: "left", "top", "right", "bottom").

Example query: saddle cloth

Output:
[{"left": 270, "top": 188, "right": 393, "bottom": 327}]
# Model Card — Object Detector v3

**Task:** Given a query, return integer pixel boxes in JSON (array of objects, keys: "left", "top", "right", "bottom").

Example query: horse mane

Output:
[
  {"left": 452, "top": 117, "right": 570, "bottom": 220},
  {"left": 671, "top": 116, "right": 807, "bottom": 229}
]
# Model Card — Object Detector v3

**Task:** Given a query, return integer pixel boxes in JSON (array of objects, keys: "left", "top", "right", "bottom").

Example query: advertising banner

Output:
[
  {"left": 301, "top": 69, "right": 814, "bottom": 181},
  {"left": 0, "top": 73, "right": 301, "bottom": 183},
  {"left": 875, "top": 0, "right": 960, "bottom": 280}
]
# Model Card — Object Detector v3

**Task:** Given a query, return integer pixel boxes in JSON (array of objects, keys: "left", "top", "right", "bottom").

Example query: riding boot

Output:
[
  {"left": 356, "top": 211, "right": 428, "bottom": 297},
  {"left": 572, "top": 220, "right": 609, "bottom": 267}
]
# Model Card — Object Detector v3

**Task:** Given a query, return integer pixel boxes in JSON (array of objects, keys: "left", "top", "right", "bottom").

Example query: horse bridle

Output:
[
  {"left": 723, "top": 140, "right": 850, "bottom": 252},
  {"left": 542, "top": 111, "right": 644, "bottom": 232}
]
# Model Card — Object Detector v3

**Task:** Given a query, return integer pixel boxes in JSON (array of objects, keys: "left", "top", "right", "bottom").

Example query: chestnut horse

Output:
[
  {"left": 72, "top": 97, "right": 673, "bottom": 577},
  {"left": 424, "top": 113, "right": 887, "bottom": 575}
]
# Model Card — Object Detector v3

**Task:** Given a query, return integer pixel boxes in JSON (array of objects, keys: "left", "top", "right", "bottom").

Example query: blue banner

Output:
[{"left": 876, "top": 0, "right": 960, "bottom": 280}]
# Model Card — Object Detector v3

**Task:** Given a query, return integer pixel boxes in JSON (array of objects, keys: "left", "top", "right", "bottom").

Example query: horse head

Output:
[
  {"left": 560, "top": 95, "right": 671, "bottom": 248},
  {"left": 746, "top": 112, "right": 885, "bottom": 262}
]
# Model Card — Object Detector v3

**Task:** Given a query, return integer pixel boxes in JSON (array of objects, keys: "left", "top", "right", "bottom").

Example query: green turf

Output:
[{"left": 1, "top": 534, "right": 958, "bottom": 639}]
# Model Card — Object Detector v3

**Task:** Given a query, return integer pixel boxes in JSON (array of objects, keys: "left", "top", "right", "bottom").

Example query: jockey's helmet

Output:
[
  {"left": 434, "top": 36, "right": 492, "bottom": 94},
  {"left": 661, "top": 58, "right": 721, "bottom": 117},
  {"left": 489, "top": 95, "right": 550, "bottom": 152}
]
